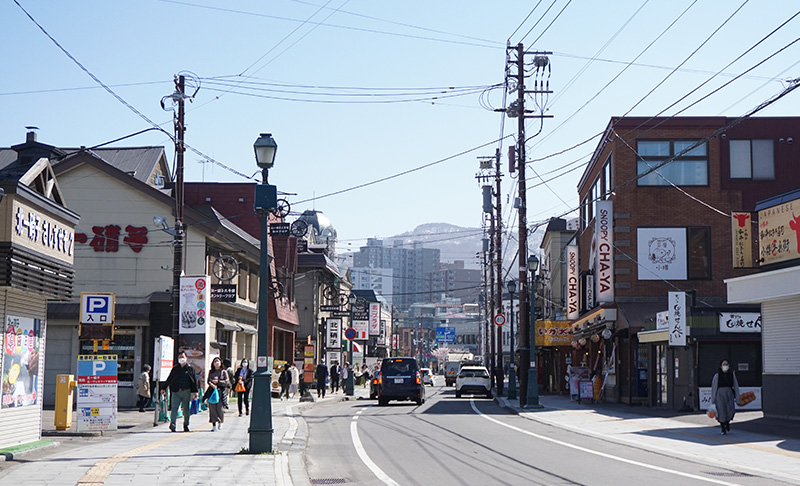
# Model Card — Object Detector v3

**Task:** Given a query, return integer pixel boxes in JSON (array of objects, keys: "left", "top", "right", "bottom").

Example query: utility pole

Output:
[
  {"left": 493, "top": 148, "right": 504, "bottom": 394},
  {"left": 172, "top": 74, "right": 186, "bottom": 358},
  {"left": 477, "top": 158, "right": 495, "bottom": 371},
  {"left": 506, "top": 44, "right": 552, "bottom": 407}
]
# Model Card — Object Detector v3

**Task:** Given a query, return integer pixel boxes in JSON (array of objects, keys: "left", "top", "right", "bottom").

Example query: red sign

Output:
[{"left": 494, "top": 314, "right": 506, "bottom": 326}]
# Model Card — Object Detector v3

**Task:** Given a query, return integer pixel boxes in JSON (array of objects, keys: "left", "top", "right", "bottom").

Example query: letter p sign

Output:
[
  {"left": 88, "top": 297, "right": 109, "bottom": 313},
  {"left": 81, "top": 293, "right": 115, "bottom": 325},
  {"left": 93, "top": 361, "right": 106, "bottom": 375}
]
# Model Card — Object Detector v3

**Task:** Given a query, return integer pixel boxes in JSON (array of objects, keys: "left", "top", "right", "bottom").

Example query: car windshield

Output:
[{"left": 383, "top": 360, "right": 416, "bottom": 376}]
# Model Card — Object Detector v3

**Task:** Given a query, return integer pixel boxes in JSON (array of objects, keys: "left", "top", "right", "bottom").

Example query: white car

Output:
[
  {"left": 420, "top": 368, "right": 435, "bottom": 386},
  {"left": 455, "top": 366, "right": 492, "bottom": 398}
]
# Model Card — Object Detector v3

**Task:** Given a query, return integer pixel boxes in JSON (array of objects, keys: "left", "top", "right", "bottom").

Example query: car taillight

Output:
[
  {"left": 416, "top": 371, "right": 421, "bottom": 384},
  {"left": 378, "top": 376, "right": 382, "bottom": 384}
]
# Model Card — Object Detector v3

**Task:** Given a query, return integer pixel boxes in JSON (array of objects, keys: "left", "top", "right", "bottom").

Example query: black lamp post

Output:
[
  {"left": 249, "top": 133, "right": 278, "bottom": 453},
  {"left": 506, "top": 280, "right": 517, "bottom": 400},
  {"left": 524, "top": 254, "right": 542, "bottom": 408},
  {"left": 345, "top": 292, "right": 356, "bottom": 396}
]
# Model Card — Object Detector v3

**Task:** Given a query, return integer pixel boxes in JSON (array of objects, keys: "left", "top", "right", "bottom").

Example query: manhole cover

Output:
[
  {"left": 310, "top": 479, "right": 346, "bottom": 485},
  {"left": 704, "top": 471, "right": 753, "bottom": 477}
]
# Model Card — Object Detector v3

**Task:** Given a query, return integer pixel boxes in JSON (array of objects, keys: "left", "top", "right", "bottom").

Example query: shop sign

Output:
[
  {"left": 269, "top": 223, "right": 290, "bottom": 236},
  {"left": 12, "top": 202, "right": 75, "bottom": 263},
  {"left": 595, "top": 200, "right": 614, "bottom": 303},
  {"left": 731, "top": 212, "right": 753, "bottom": 268},
  {"left": 392, "top": 335, "right": 398, "bottom": 349},
  {"left": 585, "top": 274, "right": 594, "bottom": 310},
  {"left": 179, "top": 276, "right": 210, "bottom": 334},
  {"left": 656, "top": 311, "right": 669, "bottom": 330},
  {"left": 326, "top": 318, "right": 341, "bottom": 349},
  {"left": 210, "top": 284, "right": 236, "bottom": 302},
  {"left": 2, "top": 316, "right": 42, "bottom": 409},
  {"left": 353, "top": 320, "right": 369, "bottom": 339},
  {"left": 699, "top": 387, "right": 761, "bottom": 411},
  {"left": 566, "top": 245, "right": 579, "bottom": 320},
  {"left": 758, "top": 196, "right": 800, "bottom": 265},
  {"left": 326, "top": 351, "right": 341, "bottom": 366},
  {"left": 637, "top": 227, "right": 688, "bottom": 280},
  {"left": 378, "top": 320, "right": 386, "bottom": 346},
  {"left": 76, "top": 355, "right": 118, "bottom": 432},
  {"left": 719, "top": 312, "right": 761, "bottom": 333},
  {"left": 535, "top": 320, "right": 573, "bottom": 346},
  {"left": 74, "top": 224, "right": 148, "bottom": 253},
  {"left": 668, "top": 291, "right": 686, "bottom": 346},
  {"left": 369, "top": 303, "right": 380, "bottom": 335},
  {"left": 153, "top": 336, "right": 174, "bottom": 382}
]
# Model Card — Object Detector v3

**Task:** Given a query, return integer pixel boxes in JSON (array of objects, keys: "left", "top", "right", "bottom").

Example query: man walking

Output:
[
  {"left": 329, "top": 360, "right": 341, "bottom": 393},
  {"left": 316, "top": 360, "right": 329, "bottom": 398},
  {"left": 163, "top": 351, "right": 198, "bottom": 432}
]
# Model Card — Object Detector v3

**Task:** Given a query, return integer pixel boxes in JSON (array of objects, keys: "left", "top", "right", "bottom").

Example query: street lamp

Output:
[
  {"left": 525, "top": 254, "right": 542, "bottom": 408},
  {"left": 506, "top": 280, "right": 517, "bottom": 400},
  {"left": 345, "top": 292, "right": 357, "bottom": 396},
  {"left": 249, "top": 133, "right": 278, "bottom": 453}
]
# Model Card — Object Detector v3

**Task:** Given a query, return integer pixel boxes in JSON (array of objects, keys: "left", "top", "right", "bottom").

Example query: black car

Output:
[{"left": 378, "top": 357, "right": 425, "bottom": 406}]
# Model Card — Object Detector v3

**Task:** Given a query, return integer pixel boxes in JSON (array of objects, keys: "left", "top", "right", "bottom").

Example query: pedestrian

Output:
[
  {"left": 289, "top": 363, "right": 300, "bottom": 399},
  {"left": 136, "top": 364, "right": 151, "bottom": 412},
  {"left": 279, "top": 364, "right": 292, "bottom": 400},
  {"left": 342, "top": 362, "right": 351, "bottom": 393},
  {"left": 329, "top": 360, "right": 340, "bottom": 393},
  {"left": 162, "top": 351, "right": 198, "bottom": 432},
  {"left": 222, "top": 359, "right": 235, "bottom": 410},
  {"left": 361, "top": 364, "right": 370, "bottom": 388},
  {"left": 316, "top": 361, "right": 329, "bottom": 398},
  {"left": 203, "top": 357, "right": 229, "bottom": 431},
  {"left": 234, "top": 358, "right": 253, "bottom": 417},
  {"left": 711, "top": 359, "right": 740, "bottom": 435}
]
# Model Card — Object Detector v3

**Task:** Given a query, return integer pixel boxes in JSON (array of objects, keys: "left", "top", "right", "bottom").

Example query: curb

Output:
[{"left": 0, "top": 440, "right": 58, "bottom": 462}]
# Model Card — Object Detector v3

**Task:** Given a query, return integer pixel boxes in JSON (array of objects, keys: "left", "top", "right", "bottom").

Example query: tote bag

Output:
[{"left": 208, "top": 387, "right": 219, "bottom": 404}]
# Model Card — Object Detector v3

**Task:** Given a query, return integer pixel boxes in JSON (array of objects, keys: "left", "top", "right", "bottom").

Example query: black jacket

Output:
[
  {"left": 234, "top": 366, "right": 254, "bottom": 391},
  {"left": 164, "top": 363, "right": 198, "bottom": 393}
]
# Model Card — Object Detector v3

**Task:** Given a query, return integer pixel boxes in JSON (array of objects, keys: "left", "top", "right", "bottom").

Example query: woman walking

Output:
[
  {"left": 136, "top": 364, "right": 151, "bottom": 412},
  {"left": 234, "top": 358, "right": 254, "bottom": 416},
  {"left": 204, "top": 357, "right": 229, "bottom": 431},
  {"left": 711, "top": 359, "right": 740, "bottom": 435},
  {"left": 289, "top": 363, "right": 300, "bottom": 399}
]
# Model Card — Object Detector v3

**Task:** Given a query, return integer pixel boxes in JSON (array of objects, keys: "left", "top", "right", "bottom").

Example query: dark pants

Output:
[
  {"left": 237, "top": 390, "right": 250, "bottom": 415},
  {"left": 316, "top": 380, "right": 326, "bottom": 397},
  {"left": 136, "top": 395, "right": 151, "bottom": 411},
  {"left": 331, "top": 376, "right": 340, "bottom": 392},
  {"left": 281, "top": 383, "right": 290, "bottom": 399}
]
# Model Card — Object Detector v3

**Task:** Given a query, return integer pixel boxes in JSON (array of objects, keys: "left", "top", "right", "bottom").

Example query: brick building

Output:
[{"left": 569, "top": 116, "right": 800, "bottom": 410}]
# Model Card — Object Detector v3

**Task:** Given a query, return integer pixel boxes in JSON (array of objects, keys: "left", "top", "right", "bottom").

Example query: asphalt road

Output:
[{"left": 302, "top": 381, "right": 793, "bottom": 486}]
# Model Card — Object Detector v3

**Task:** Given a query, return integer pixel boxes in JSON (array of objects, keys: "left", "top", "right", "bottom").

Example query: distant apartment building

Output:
[
  {"left": 352, "top": 238, "right": 439, "bottom": 310},
  {"left": 351, "top": 267, "right": 394, "bottom": 306},
  {"left": 423, "top": 260, "right": 481, "bottom": 304}
]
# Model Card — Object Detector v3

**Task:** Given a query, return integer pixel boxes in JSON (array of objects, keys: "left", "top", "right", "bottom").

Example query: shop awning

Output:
[
  {"left": 571, "top": 306, "right": 617, "bottom": 340},
  {"left": 216, "top": 320, "right": 240, "bottom": 331},
  {"left": 238, "top": 323, "right": 258, "bottom": 334},
  {"left": 638, "top": 329, "right": 668, "bottom": 343}
]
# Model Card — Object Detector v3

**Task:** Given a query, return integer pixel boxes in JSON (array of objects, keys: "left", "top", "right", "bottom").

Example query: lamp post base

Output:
[
  {"left": 525, "top": 366, "right": 541, "bottom": 408},
  {"left": 344, "top": 374, "right": 355, "bottom": 396}
]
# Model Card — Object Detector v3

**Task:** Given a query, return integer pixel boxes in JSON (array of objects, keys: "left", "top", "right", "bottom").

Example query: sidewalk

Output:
[
  {"left": 496, "top": 392, "right": 800, "bottom": 485},
  {"left": 0, "top": 387, "right": 371, "bottom": 485}
]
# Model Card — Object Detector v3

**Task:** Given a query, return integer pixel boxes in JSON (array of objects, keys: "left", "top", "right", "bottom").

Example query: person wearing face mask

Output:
[
  {"left": 162, "top": 351, "right": 198, "bottom": 432},
  {"left": 234, "top": 358, "right": 254, "bottom": 417},
  {"left": 711, "top": 359, "right": 740, "bottom": 435}
]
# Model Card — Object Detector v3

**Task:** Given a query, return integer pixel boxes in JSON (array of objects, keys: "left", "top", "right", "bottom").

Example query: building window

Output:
[
  {"left": 730, "top": 139, "right": 774, "bottom": 180},
  {"left": 687, "top": 226, "right": 711, "bottom": 280},
  {"left": 637, "top": 140, "right": 708, "bottom": 186},
  {"left": 603, "top": 155, "right": 613, "bottom": 197}
]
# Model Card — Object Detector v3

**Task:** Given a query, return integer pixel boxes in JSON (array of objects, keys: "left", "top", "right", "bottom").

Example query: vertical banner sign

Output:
[
  {"left": 668, "top": 292, "right": 687, "bottom": 347},
  {"left": 595, "top": 200, "right": 614, "bottom": 303},
  {"left": 2, "top": 316, "right": 42, "bottom": 408},
  {"left": 378, "top": 320, "right": 386, "bottom": 346},
  {"left": 76, "top": 355, "right": 118, "bottom": 432},
  {"left": 179, "top": 276, "right": 210, "bottom": 334},
  {"left": 731, "top": 212, "right": 753, "bottom": 268},
  {"left": 566, "top": 245, "right": 579, "bottom": 320},
  {"left": 369, "top": 303, "right": 380, "bottom": 336},
  {"left": 353, "top": 320, "right": 369, "bottom": 340},
  {"left": 326, "top": 318, "right": 341, "bottom": 349},
  {"left": 585, "top": 275, "right": 594, "bottom": 311},
  {"left": 392, "top": 335, "right": 398, "bottom": 350},
  {"left": 153, "top": 335, "right": 174, "bottom": 382}
]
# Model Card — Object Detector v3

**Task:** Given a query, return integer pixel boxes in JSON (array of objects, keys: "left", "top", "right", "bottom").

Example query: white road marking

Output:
[
  {"left": 470, "top": 400, "right": 740, "bottom": 486},
  {"left": 285, "top": 404, "right": 298, "bottom": 441},
  {"left": 351, "top": 416, "right": 401, "bottom": 486}
]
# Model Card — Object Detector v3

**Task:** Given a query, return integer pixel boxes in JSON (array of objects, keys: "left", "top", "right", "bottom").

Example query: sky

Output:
[{"left": 2, "top": 1, "right": 799, "bottom": 264}]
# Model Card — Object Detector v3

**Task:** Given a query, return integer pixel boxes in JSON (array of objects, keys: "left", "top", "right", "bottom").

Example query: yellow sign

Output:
[
  {"left": 535, "top": 320, "right": 573, "bottom": 346},
  {"left": 731, "top": 212, "right": 753, "bottom": 268},
  {"left": 758, "top": 197, "right": 800, "bottom": 265}
]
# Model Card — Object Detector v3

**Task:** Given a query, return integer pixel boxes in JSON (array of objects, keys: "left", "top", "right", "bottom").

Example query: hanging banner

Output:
[
  {"left": 731, "top": 212, "right": 753, "bottom": 268},
  {"left": 326, "top": 318, "right": 342, "bottom": 349},
  {"left": 353, "top": 320, "right": 369, "bottom": 340},
  {"left": 179, "top": 276, "right": 210, "bottom": 334},
  {"left": 2, "top": 316, "right": 42, "bottom": 409},
  {"left": 566, "top": 245, "right": 579, "bottom": 320},
  {"left": 595, "top": 200, "right": 614, "bottom": 303},
  {"left": 668, "top": 292, "right": 687, "bottom": 346},
  {"left": 585, "top": 274, "right": 594, "bottom": 311},
  {"left": 378, "top": 320, "right": 386, "bottom": 346},
  {"left": 369, "top": 303, "right": 380, "bottom": 336},
  {"left": 757, "top": 196, "right": 800, "bottom": 266}
]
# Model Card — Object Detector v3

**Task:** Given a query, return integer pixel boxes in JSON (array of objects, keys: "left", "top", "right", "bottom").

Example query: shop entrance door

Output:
[{"left": 656, "top": 344, "right": 668, "bottom": 406}]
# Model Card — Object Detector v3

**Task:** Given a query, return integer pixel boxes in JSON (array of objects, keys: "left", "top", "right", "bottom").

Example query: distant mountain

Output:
[{"left": 389, "top": 223, "right": 484, "bottom": 268}]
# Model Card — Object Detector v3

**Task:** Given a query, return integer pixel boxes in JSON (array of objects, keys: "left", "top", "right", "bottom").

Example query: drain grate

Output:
[
  {"left": 310, "top": 479, "right": 347, "bottom": 485},
  {"left": 704, "top": 471, "right": 753, "bottom": 478}
]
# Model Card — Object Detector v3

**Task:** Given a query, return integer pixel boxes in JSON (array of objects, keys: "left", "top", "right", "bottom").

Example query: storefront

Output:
[
  {"left": 535, "top": 320, "right": 573, "bottom": 394},
  {"left": 0, "top": 167, "right": 79, "bottom": 449}
]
